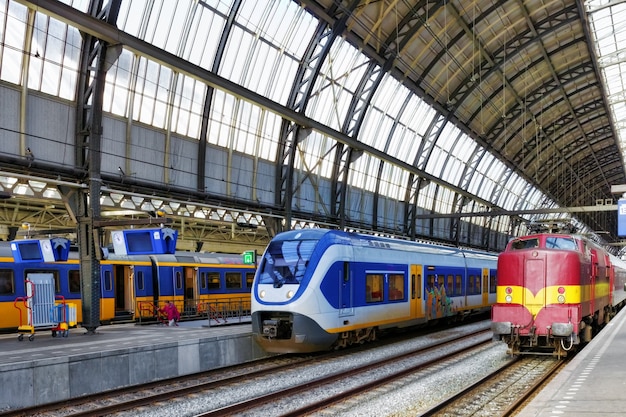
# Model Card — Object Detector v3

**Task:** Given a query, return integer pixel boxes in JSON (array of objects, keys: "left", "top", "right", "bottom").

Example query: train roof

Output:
[{"left": 271, "top": 228, "right": 498, "bottom": 258}]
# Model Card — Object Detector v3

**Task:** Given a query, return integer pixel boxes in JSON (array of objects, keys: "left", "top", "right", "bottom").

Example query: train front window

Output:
[
  {"left": 510, "top": 238, "right": 539, "bottom": 250},
  {"left": 257, "top": 239, "right": 317, "bottom": 286},
  {"left": 546, "top": 237, "right": 577, "bottom": 250}
]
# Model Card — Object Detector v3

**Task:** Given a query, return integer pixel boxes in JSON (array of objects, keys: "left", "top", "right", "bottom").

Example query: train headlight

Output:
[
  {"left": 505, "top": 295, "right": 512, "bottom": 303},
  {"left": 286, "top": 290, "right": 294, "bottom": 299},
  {"left": 557, "top": 295, "right": 565, "bottom": 303},
  {"left": 505, "top": 287, "right": 512, "bottom": 303},
  {"left": 259, "top": 290, "right": 266, "bottom": 299}
]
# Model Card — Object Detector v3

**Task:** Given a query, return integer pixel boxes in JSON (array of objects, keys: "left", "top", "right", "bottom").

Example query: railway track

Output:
[
  {"left": 198, "top": 329, "right": 494, "bottom": 416},
  {"left": 420, "top": 355, "right": 568, "bottom": 416},
  {"left": 2, "top": 324, "right": 493, "bottom": 416}
]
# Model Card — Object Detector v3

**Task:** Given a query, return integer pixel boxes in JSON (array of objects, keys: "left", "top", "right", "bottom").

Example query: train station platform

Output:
[
  {"left": 0, "top": 318, "right": 268, "bottom": 413},
  {"left": 518, "top": 306, "right": 626, "bottom": 417}
]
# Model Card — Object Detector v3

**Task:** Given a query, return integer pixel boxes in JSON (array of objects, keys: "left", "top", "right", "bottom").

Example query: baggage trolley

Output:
[{"left": 13, "top": 273, "right": 75, "bottom": 341}]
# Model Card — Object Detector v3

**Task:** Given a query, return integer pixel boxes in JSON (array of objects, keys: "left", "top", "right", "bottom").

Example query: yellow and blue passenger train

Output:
[
  {"left": 0, "top": 240, "right": 255, "bottom": 332},
  {"left": 251, "top": 228, "right": 498, "bottom": 353}
]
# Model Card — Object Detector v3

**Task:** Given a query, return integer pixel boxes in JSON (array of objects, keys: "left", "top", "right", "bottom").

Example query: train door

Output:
[
  {"left": 183, "top": 266, "right": 197, "bottom": 315},
  {"left": 339, "top": 261, "right": 354, "bottom": 317},
  {"left": 482, "top": 268, "right": 489, "bottom": 307},
  {"left": 172, "top": 266, "right": 184, "bottom": 303},
  {"left": 114, "top": 264, "right": 135, "bottom": 315},
  {"left": 410, "top": 264, "right": 423, "bottom": 319}
]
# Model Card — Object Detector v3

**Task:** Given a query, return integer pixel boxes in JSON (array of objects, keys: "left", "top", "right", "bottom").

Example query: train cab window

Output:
[
  {"left": 366, "top": 273, "right": 384, "bottom": 303},
  {"left": 208, "top": 272, "right": 220, "bottom": 290},
  {"left": 257, "top": 239, "right": 316, "bottom": 285},
  {"left": 226, "top": 272, "right": 242, "bottom": 289},
  {"left": 68, "top": 270, "right": 81, "bottom": 293},
  {"left": 0, "top": 269, "right": 14, "bottom": 295},
  {"left": 546, "top": 237, "right": 577, "bottom": 250},
  {"left": 389, "top": 274, "right": 404, "bottom": 300},
  {"left": 511, "top": 238, "right": 539, "bottom": 250},
  {"left": 103, "top": 270, "right": 113, "bottom": 291},
  {"left": 136, "top": 270, "right": 145, "bottom": 291},
  {"left": 246, "top": 272, "right": 254, "bottom": 289}
]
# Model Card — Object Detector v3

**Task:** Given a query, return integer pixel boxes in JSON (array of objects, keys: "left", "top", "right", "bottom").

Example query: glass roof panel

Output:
[
  {"left": 588, "top": 1, "right": 626, "bottom": 173},
  {"left": 294, "top": 130, "right": 335, "bottom": 178},
  {"left": 223, "top": 0, "right": 316, "bottom": 104},
  {"left": 0, "top": 2, "right": 18, "bottom": 83},
  {"left": 307, "top": 39, "right": 369, "bottom": 131}
]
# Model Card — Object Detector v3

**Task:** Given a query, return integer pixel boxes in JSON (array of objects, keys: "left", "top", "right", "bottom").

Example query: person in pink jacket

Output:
[{"left": 159, "top": 301, "right": 180, "bottom": 326}]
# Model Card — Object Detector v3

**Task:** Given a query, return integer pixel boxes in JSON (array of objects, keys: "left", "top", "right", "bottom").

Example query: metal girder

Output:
[{"left": 74, "top": 0, "right": 121, "bottom": 334}]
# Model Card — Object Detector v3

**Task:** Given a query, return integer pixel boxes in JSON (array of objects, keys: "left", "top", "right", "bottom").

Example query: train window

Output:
[
  {"left": 546, "top": 237, "right": 577, "bottom": 250},
  {"left": 445, "top": 275, "right": 453, "bottom": 295},
  {"left": 426, "top": 274, "right": 436, "bottom": 291},
  {"left": 246, "top": 272, "right": 254, "bottom": 289},
  {"left": 136, "top": 271, "right": 145, "bottom": 291},
  {"left": 412, "top": 273, "right": 422, "bottom": 299},
  {"left": 226, "top": 272, "right": 242, "bottom": 289},
  {"left": 366, "top": 273, "right": 384, "bottom": 303},
  {"left": 455, "top": 275, "right": 462, "bottom": 295},
  {"left": 468, "top": 275, "right": 474, "bottom": 294},
  {"left": 175, "top": 271, "right": 183, "bottom": 289},
  {"left": 68, "top": 270, "right": 81, "bottom": 293},
  {"left": 208, "top": 272, "right": 220, "bottom": 290},
  {"left": 490, "top": 272, "right": 497, "bottom": 293},
  {"left": 26, "top": 270, "right": 60, "bottom": 293},
  {"left": 103, "top": 270, "right": 113, "bottom": 291},
  {"left": 0, "top": 269, "right": 14, "bottom": 295},
  {"left": 389, "top": 274, "right": 404, "bottom": 300},
  {"left": 511, "top": 238, "right": 539, "bottom": 250},
  {"left": 200, "top": 272, "right": 207, "bottom": 289}
]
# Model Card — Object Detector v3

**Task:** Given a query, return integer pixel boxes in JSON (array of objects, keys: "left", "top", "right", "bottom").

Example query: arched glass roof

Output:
[{"left": 0, "top": 0, "right": 622, "bottom": 252}]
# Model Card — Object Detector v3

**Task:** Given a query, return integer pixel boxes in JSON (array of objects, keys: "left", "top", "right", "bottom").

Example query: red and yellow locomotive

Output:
[{"left": 491, "top": 232, "right": 626, "bottom": 358}]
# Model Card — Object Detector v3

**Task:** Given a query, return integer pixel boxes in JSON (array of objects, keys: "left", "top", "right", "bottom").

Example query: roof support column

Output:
[{"left": 74, "top": 0, "right": 121, "bottom": 333}]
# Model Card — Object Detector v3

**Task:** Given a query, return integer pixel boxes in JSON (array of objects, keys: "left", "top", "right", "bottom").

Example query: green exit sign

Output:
[{"left": 243, "top": 250, "right": 256, "bottom": 265}]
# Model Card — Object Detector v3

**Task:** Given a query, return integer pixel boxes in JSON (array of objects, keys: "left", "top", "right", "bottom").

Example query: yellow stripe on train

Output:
[{"left": 496, "top": 283, "right": 610, "bottom": 315}]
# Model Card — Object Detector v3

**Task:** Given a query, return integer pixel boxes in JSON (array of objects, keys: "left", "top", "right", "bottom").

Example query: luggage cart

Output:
[{"left": 13, "top": 273, "right": 75, "bottom": 341}]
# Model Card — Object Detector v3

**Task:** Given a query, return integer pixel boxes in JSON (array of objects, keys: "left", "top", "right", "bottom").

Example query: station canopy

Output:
[{"left": 1, "top": 0, "right": 626, "bottom": 253}]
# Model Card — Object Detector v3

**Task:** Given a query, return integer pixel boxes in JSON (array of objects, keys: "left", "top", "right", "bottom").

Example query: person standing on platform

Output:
[{"left": 159, "top": 301, "right": 180, "bottom": 326}]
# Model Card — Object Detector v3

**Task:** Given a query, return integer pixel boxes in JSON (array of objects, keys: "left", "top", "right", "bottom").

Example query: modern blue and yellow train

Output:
[
  {"left": 0, "top": 240, "right": 255, "bottom": 332},
  {"left": 251, "top": 228, "right": 498, "bottom": 353}
]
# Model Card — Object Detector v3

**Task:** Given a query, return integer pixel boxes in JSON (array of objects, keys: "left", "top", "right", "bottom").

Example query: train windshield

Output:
[
  {"left": 545, "top": 237, "right": 577, "bottom": 250},
  {"left": 257, "top": 239, "right": 317, "bottom": 287}
]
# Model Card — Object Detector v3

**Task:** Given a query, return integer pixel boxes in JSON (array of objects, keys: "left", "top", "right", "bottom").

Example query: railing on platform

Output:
[{"left": 136, "top": 297, "right": 251, "bottom": 326}]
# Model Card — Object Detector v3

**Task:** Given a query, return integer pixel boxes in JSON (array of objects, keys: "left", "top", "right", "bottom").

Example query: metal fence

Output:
[{"left": 137, "top": 297, "right": 251, "bottom": 326}]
